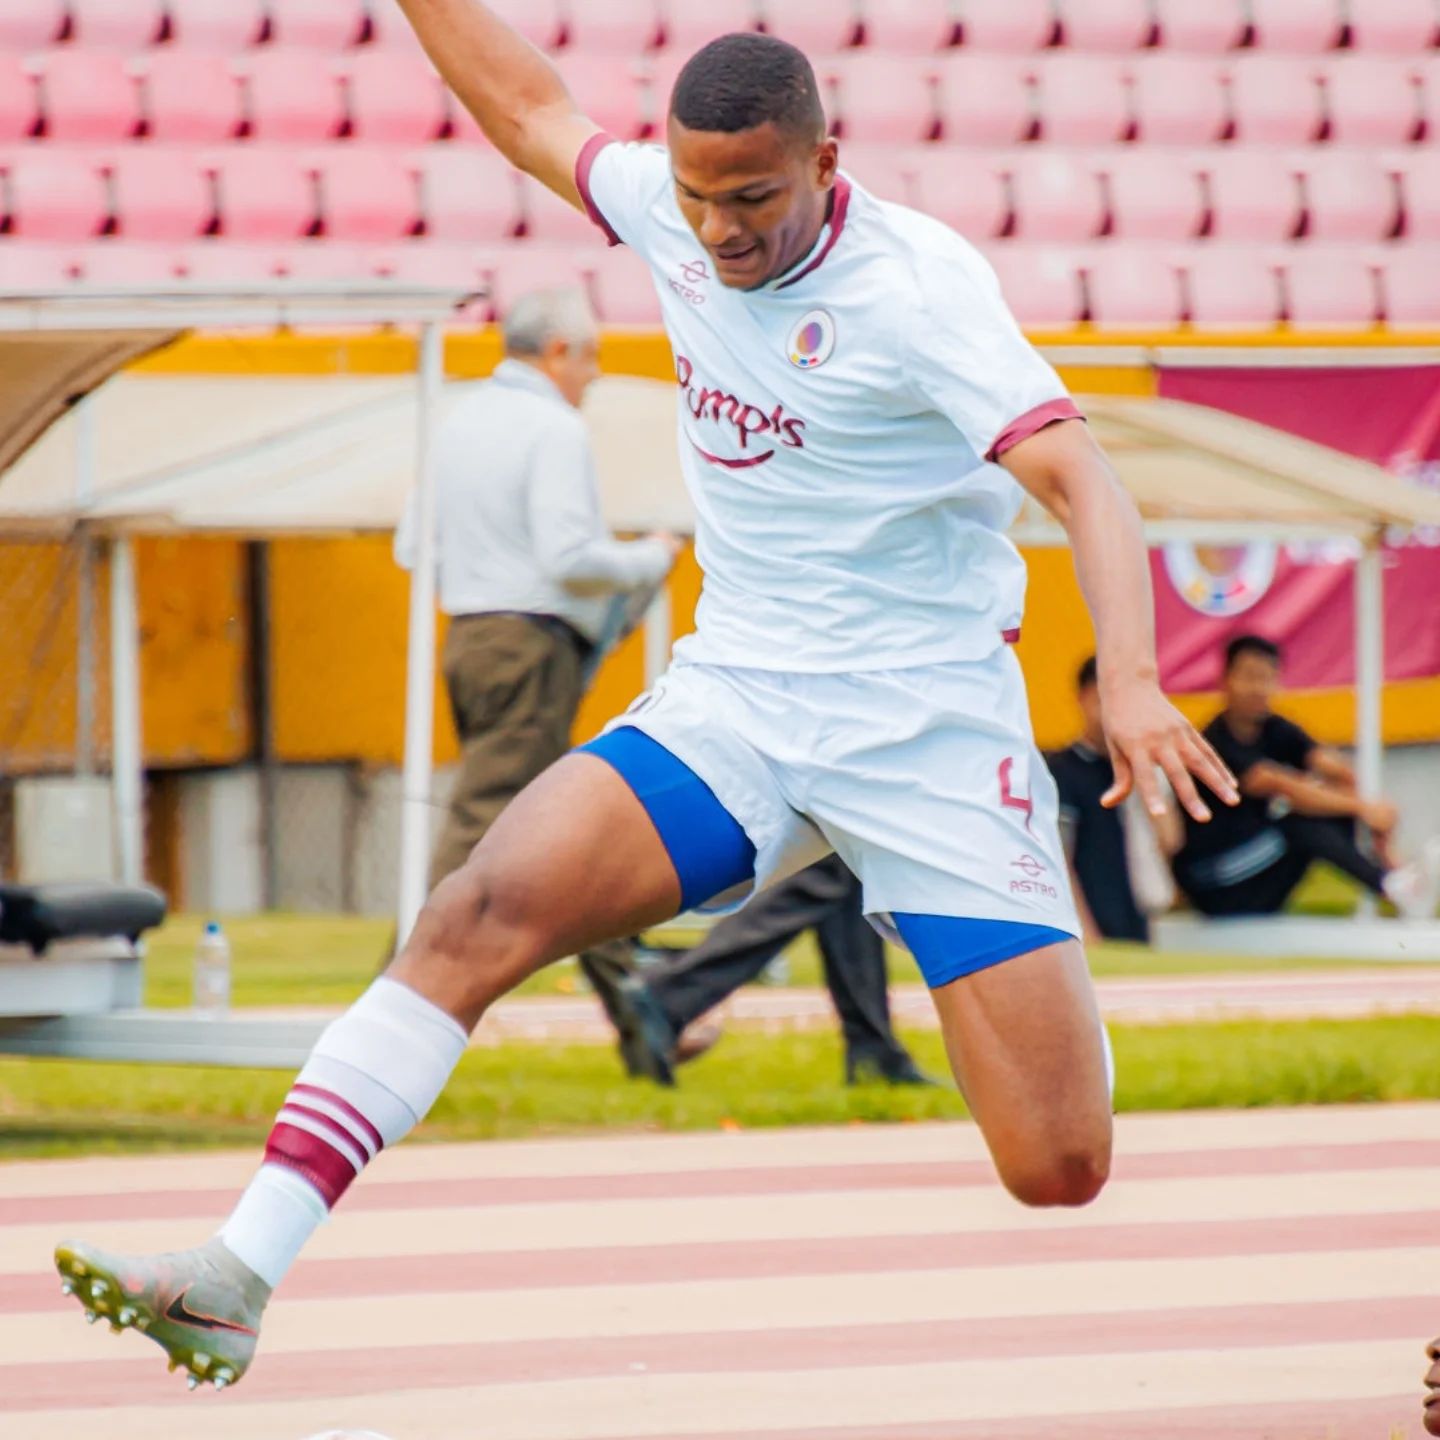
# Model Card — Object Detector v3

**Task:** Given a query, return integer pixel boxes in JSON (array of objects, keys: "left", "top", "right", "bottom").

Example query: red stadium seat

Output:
[
  {"left": 480, "top": 241, "right": 589, "bottom": 317},
  {"left": 1181, "top": 247, "right": 1284, "bottom": 328},
  {"left": 341, "top": 51, "right": 448, "bottom": 142},
  {"left": 660, "top": 0, "right": 762, "bottom": 53},
  {"left": 1033, "top": 56, "right": 1133, "bottom": 145},
  {"left": 763, "top": 0, "right": 862, "bottom": 52},
  {"left": 826, "top": 53, "right": 941, "bottom": 142},
  {"left": 587, "top": 244, "right": 662, "bottom": 325},
  {"left": 0, "top": 53, "right": 39, "bottom": 141},
  {"left": 565, "top": 0, "right": 662, "bottom": 55},
  {"left": 0, "top": 242, "right": 80, "bottom": 287},
  {"left": 266, "top": 0, "right": 368, "bottom": 49},
  {"left": 859, "top": 0, "right": 957, "bottom": 53},
  {"left": 936, "top": 55, "right": 1034, "bottom": 145},
  {"left": 0, "top": 149, "right": 109, "bottom": 239},
  {"left": 68, "top": 0, "right": 167, "bottom": 49},
  {"left": 1086, "top": 247, "right": 1185, "bottom": 327},
  {"left": 0, "top": 2, "right": 66, "bottom": 49},
  {"left": 955, "top": 0, "right": 1054, "bottom": 52},
  {"left": 907, "top": 150, "right": 1011, "bottom": 238},
  {"left": 1399, "top": 150, "right": 1440, "bottom": 237},
  {"left": 166, "top": 0, "right": 269, "bottom": 51},
  {"left": 240, "top": 51, "right": 346, "bottom": 142},
  {"left": 1055, "top": 0, "right": 1155, "bottom": 51},
  {"left": 416, "top": 148, "right": 521, "bottom": 240},
  {"left": 981, "top": 244, "right": 1085, "bottom": 326},
  {"left": 1202, "top": 151, "right": 1304, "bottom": 241},
  {"left": 1225, "top": 56, "right": 1326, "bottom": 144},
  {"left": 1298, "top": 152, "right": 1401, "bottom": 241},
  {"left": 32, "top": 51, "right": 141, "bottom": 141},
  {"left": 554, "top": 55, "right": 647, "bottom": 140},
  {"left": 1422, "top": 57, "right": 1440, "bottom": 145},
  {"left": 135, "top": 51, "right": 243, "bottom": 142},
  {"left": 1248, "top": 0, "right": 1346, "bottom": 51},
  {"left": 519, "top": 172, "right": 607, "bottom": 243},
  {"left": 1101, "top": 152, "right": 1207, "bottom": 240},
  {"left": 209, "top": 147, "right": 319, "bottom": 239},
  {"left": 1283, "top": 249, "right": 1381, "bottom": 327},
  {"left": 1130, "top": 56, "right": 1229, "bottom": 143},
  {"left": 1322, "top": 58, "right": 1425, "bottom": 145},
  {"left": 1381, "top": 246, "right": 1440, "bottom": 326},
  {"left": 1005, "top": 152, "right": 1107, "bottom": 241},
  {"left": 1347, "top": 0, "right": 1440, "bottom": 53},
  {"left": 107, "top": 146, "right": 214, "bottom": 239},
  {"left": 316, "top": 148, "right": 420, "bottom": 240},
  {"left": 1152, "top": 0, "right": 1248, "bottom": 52}
]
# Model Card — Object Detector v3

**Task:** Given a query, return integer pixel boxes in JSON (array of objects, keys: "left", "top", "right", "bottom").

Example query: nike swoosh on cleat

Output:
[{"left": 164, "top": 1289, "right": 257, "bottom": 1336}]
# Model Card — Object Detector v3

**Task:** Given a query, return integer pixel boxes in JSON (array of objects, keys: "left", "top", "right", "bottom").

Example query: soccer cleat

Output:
[{"left": 54, "top": 1237, "right": 270, "bottom": 1391}]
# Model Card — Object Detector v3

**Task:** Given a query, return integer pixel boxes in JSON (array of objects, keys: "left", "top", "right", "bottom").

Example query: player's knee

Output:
[{"left": 1000, "top": 1139, "right": 1111, "bottom": 1210}]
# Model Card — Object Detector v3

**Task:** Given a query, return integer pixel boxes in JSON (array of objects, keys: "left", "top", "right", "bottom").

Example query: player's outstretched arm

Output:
[
  {"left": 395, "top": 0, "right": 600, "bottom": 207},
  {"left": 1000, "top": 419, "right": 1240, "bottom": 824}
]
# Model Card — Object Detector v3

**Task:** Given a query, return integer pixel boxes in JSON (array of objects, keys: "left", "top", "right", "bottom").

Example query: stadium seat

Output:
[
  {"left": 1400, "top": 150, "right": 1440, "bottom": 237},
  {"left": 135, "top": 51, "right": 243, "bottom": 142},
  {"left": 1086, "top": 247, "right": 1186, "bottom": 327},
  {"left": 32, "top": 51, "right": 141, "bottom": 141},
  {"left": 209, "top": 148, "right": 319, "bottom": 240},
  {"left": 166, "top": 0, "right": 269, "bottom": 51},
  {"left": 68, "top": 0, "right": 167, "bottom": 49},
  {"left": 107, "top": 147, "right": 214, "bottom": 240},
  {"left": 240, "top": 51, "right": 346, "bottom": 142},
  {"left": 341, "top": 51, "right": 448, "bottom": 142},
  {"left": 416, "top": 147, "right": 521, "bottom": 240},
  {"left": 587, "top": 244, "right": 662, "bottom": 324},
  {"left": 565, "top": 0, "right": 662, "bottom": 54},
  {"left": 1004, "top": 152, "right": 1107, "bottom": 241},
  {"left": 1283, "top": 249, "right": 1381, "bottom": 327},
  {"left": 660, "top": 0, "right": 762, "bottom": 53},
  {"left": 936, "top": 55, "right": 1034, "bottom": 145},
  {"left": 481, "top": 241, "right": 589, "bottom": 316},
  {"left": 1380, "top": 245, "right": 1440, "bottom": 325},
  {"left": 0, "top": 2, "right": 66, "bottom": 49},
  {"left": 315, "top": 148, "right": 421, "bottom": 240},
  {"left": 1033, "top": 57, "right": 1133, "bottom": 145},
  {"left": 836, "top": 143, "right": 910, "bottom": 203},
  {"left": 1203, "top": 151, "right": 1304, "bottom": 241},
  {"left": 826, "top": 53, "right": 941, "bottom": 142},
  {"left": 519, "top": 173, "right": 608, "bottom": 243},
  {"left": 0, "top": 53, "right": 39, "bottom": 141},
  {"left": 177, "top": 243, "right": 294, "bottom": 281},
  {"left": 1347, "top": 0, "right": 1439, "bottom": 53},
  {"left": 954, "top": 0, "right": 1054, "bottom": 51},
  {"left": 1129, "top": 56, "right": 1229, "bottom": 143},
  {"left": 555, "top": 55, "right": 647, "bottom": 140},
  {"left": 0, "top": 149, "right": 109, "bottom": 239},
  {"left": 365, "top": 241, "right": 487, "bottom": 287},
  {"left": 907, "top": 150, "right": 1010, "bottom": 237},
  {"left": 1298, "top": 152, "right": 1401, "bottom": 241},
  {"left": 1422, "top": 57, "right": 1440, "bottom": 143},
  {"left": 265, "top": 0, "right": 368, "bottom": 49},
  {"left": 1322, "top": 58, "right": 1425, "bottom": 145},
  {"left": 1055, "top": 0, "right": 1156, "bottom": 51},
  {"left": 763, "top": 0, "right": 862, "bottom": 52},
  {"left": 372, "top": 0, "right": 557, "bottom": 50},
  {"left": 859, "top": 0, "right": 957, "bottom": 53},
  {"left": 72, "top": 243, "right": 185, "bottom": 285},
  {"left": 271, "top": 240, "right": 380, "bottom": 280},
  {"left": 981, "top": 245, "right": 1085, "bottom": 326},
  {"left": 1225, "top": 56, "right": 1326, "bottom": 144},
  {"left": 1101, "top": 152, "right": 1207, "bottom": 240},
  {"left": 1181, "top": 247, "right": 1284, "bottom": 328},
  {"left": 1151, "top": 0, "right": 1248, "bottom": 52},
  {"left": 1247, "top": 0, "right": 1346, "bottom": 51},
  {"left": 0, "top": 242, "right": 79, "bottom": 287}
]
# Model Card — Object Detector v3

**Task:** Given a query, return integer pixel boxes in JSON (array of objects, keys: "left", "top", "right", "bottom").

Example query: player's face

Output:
[
  {"left": 1224, "top": 652, "right": 1280, "bottom": 723},
  {"left": 667, "top": 119, "right": 838, "bottom": 289}
]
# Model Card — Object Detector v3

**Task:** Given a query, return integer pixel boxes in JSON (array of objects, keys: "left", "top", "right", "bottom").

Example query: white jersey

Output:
[{"left": 577, "top": 135, "right": 1081, "bottom": 674}]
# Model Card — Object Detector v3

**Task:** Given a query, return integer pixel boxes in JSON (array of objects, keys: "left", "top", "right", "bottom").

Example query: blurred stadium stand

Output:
[{"left": 0, "top": 0, "right": 1434, "bottom": 329}]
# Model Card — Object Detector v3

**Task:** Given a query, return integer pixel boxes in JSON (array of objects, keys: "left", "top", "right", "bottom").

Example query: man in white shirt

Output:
[
  {"left": 56, "top": 15, "right": 1240, "bottom": 1391},
  {"left": 395, "top": 288, "right": 678, "bottom": 886}
]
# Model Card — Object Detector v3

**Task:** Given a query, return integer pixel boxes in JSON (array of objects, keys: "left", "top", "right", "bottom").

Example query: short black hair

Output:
[
  {"left": 1225, "top": 634, "right": 1282, "bottom": 672},
  {"left": 670, "top": 33, "right": 827, "bottom": 142},
  {"left": 1077, "top": 655, "right": 1098, "bottom": 691}
]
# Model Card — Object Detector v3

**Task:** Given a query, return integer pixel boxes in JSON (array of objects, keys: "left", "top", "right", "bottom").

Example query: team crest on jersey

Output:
[{"left": 787, "top": 310, "right": 836, "bottom": 371}]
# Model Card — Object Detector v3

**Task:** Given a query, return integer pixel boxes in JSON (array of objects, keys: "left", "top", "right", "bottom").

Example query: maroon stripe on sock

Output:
[
  {"left": 264, "top": 1122, "right": 360, "bottom": 1209},
  {"left": 280, "top": 1102, "right": 372, "bottom": 1166},
  {"left": 291, "top": 1082, "right": 385, "bottom": 1154}
]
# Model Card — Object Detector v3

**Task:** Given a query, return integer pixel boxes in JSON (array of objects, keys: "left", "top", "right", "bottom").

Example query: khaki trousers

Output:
[{"left": 427, "top": 613, "right": 586, "bottom": 890}]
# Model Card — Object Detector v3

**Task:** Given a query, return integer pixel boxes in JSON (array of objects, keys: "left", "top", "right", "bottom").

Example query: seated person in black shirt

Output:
[
  {"left": 1172, "top": 634, "right": 1439, "bottom": 919},
  {"left": 1047, "top": 657, "right": 1181, "bottom": 944}
]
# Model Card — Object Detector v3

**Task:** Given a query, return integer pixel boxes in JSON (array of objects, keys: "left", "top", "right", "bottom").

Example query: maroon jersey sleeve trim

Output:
[
  {"left": 986, "top": 397, "right": 1085, "bottom": 463},
  {"left": 575, "top": 131, "right": 623, "bottom": 247}
]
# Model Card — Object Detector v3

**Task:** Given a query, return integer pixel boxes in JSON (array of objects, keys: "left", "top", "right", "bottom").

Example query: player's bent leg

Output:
[{"left": 897, "top": 916, "right": 1113, "bottom": 1209}]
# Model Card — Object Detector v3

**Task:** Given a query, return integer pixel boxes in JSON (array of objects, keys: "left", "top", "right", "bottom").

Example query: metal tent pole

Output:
[
  {"left": 1354, "top": 536, "right": 1386, "bottom": 918},
  {"left": 109, "top": 535, "right": 144, "bottom": 886}
]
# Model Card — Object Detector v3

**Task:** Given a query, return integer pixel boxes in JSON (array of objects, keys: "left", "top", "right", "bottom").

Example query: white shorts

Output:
[{"left": 609, "top": 645, "right": 1081, "bottom": 940}]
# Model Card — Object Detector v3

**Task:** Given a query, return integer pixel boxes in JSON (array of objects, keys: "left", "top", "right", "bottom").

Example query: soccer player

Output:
[{"left": 53, "top": 4, "right": 1238, "bottom": 1391}]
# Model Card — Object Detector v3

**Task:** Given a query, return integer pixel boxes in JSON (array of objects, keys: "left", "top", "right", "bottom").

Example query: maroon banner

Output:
[{"left": 1153, "top": 366, "right": 1440, "bottom": 693}]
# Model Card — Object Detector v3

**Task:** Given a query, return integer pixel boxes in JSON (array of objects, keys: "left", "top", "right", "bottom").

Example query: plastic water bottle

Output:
[{"left": 194, "top": 921, "right": 232, "bottom": 1016}]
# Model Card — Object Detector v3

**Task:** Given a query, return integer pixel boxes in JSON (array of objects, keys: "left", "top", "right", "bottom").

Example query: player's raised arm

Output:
[
  {"left": 998, "top": 419, "right": 1241, "bottom": 824},
  {"left": 394, "top": 0, "right": 600, "bottom": 206}
]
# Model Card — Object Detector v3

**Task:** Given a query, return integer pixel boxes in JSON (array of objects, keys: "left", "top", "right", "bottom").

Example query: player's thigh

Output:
[{"left": 930, "top": 937, "right": 1112, "bottom": 1208}]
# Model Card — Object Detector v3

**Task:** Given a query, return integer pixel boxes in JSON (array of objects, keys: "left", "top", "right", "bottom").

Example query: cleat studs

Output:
[
  {"left": 72, "top": 1261, "right": 87, "bottom": 1277},
  {"left": 212, "top": 1377, "right": 228, "bottom": 1392},
  {"left": 60, "top": 1281, "right": 74, "bottom": 1296},
  {"left": 167, "top": 1359, "right": 179, "bottom": 1373},
  {"left": 109, "top": 1322, "right": 123, "bottom": 1334},
  {"left": 135, "top": 1316, "right": 151, "bottom": 1332},
  {"left": 83, "top": 1309, "right": 97, "bottom": 1324},
  {"left": 187, "top": 1375, "right": 199, "bottom": 1392},
  {"left": 191, "top": 1353, "right": 210, "bottom": 1376},
  {"left": 117, "top": 1306, "right": 136, "bottom": 1325},
  {"left": 214, "top": 1367, "right": 235, "bottom": 1388},
  {"left": 90, "top": 1279, "right": 109, "bottom": 1299}
]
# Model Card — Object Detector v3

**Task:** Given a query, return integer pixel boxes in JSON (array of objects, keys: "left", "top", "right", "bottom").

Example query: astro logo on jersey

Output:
[
  {"left": 675, "top": 354, "right": 807, "bottom": 470},
  {"left": 787, "top": 310, "right": 836, "bottom": 370}
]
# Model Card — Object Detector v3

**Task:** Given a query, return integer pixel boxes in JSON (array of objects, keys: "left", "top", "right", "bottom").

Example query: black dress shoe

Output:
[
  {"left": 579, "top": 945, "right": 679, "bottom": 1087},
  {"left": 846, "top": 1052, "right": 940, "bottom": 1088}
]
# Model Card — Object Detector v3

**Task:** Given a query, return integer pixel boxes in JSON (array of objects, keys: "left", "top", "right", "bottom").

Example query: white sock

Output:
[{"left": 218, "top": 977, "right": 468, "bottom": 1289}]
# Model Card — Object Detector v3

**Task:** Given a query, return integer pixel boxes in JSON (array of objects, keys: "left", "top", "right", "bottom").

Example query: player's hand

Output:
[
  {"left": 1360, "top": 798, "right": 1399, "bottom": 835},
  {"left": 1100, "top": 679, "right": 1239, "bottom": 824}
]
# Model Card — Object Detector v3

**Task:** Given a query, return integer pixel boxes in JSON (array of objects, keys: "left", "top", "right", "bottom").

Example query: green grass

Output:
[{"left": 5, "top": 1015, "right": 1440, "bottom": 1160}]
